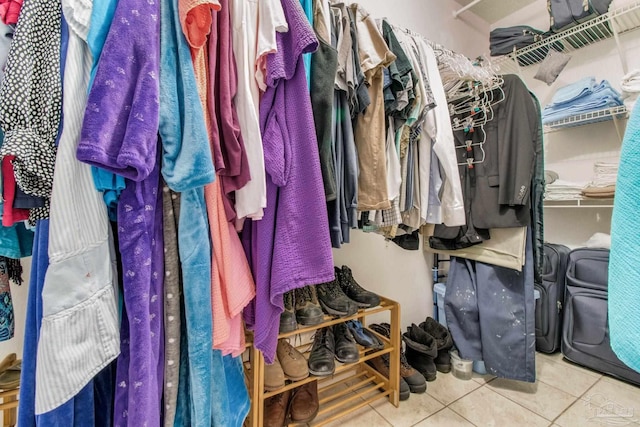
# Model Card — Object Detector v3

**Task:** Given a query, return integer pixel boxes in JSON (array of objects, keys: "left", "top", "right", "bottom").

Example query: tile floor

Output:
[{"left": 310, "top": 352, "right": 640, "bottom": 427}]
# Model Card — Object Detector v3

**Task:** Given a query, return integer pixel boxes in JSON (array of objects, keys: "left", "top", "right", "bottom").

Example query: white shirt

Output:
[
  {"left": 421, "top": 41, "right": 466, "bottom": 227},
  {"left": 36, "top": 0, "right": 120, "bottom": 413},
  {"left": 232, "top": 0, "right": 287, "bottom": 221}
]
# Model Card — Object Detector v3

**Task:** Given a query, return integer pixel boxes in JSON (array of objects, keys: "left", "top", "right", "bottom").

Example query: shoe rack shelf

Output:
[{"left": 243, "top": 296, "right": 401, "bottom": 427}]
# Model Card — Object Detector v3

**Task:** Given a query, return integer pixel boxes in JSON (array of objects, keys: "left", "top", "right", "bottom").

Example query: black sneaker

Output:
[
  {"left": 316, "top": 277, "right": 358, "bottom": 317},
  {"left": 338, "top": 266, "right": 380, "bottom": 308},
  {"left": 279, "top": 290, "right": 297, "bottom": 333},
  {"left": 294, "top": 286, "right": 325, "bottom": 326}
]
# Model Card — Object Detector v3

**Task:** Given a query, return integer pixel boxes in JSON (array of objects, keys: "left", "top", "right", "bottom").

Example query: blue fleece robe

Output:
[{"left": 158, "top": 0, "right": 249, "bottom": 425}]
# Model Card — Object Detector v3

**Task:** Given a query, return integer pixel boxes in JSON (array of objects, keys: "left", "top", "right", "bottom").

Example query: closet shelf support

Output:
[{"left": 453, "top": 0, "right": 485, "bottom": 18}]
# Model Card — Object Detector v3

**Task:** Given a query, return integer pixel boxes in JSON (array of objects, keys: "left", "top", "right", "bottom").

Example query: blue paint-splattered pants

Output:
[{"left": 444, "top": 227, "right": 536, "bottom": 382}]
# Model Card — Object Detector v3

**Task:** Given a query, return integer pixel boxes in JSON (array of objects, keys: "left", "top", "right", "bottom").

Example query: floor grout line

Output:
[
  {"left": 446, "top": 401, "right": 480, "bottom": 426},
  {"left": 426, "top": 375, "right": 484, "bottom": 407},
  {"left": 549, "top": 378, "right": 602, "bottom": 425},
  {"left": 481, "top": 381, "right": 577, "bottom": 423},
  {"left": 409, "top": 407, "right": 447, "bottom": 427}
]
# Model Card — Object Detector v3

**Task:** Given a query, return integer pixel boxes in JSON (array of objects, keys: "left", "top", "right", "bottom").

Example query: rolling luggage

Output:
[
  {"left": 562, "top": 248, "right": 640, "bottom": 385},
  {"left": 535, "top": 243, "right": 571, "bottom": 353}
]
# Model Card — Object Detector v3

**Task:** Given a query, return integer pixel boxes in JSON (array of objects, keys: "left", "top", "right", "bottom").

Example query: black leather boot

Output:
[
  {"left": 420, "top": 317, "right": 453, "bottom": 373},
  {"left": 333, "top": 323, "right": 359, "bottom": 363},
  {"left": 403, "top": 323, "right": 438, "bottom": 381},
  {"left": 308, "top": 328, "right": 335, "bottom": 376}
]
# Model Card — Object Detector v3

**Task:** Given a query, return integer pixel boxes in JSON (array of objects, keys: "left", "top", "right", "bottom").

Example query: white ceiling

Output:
[{"left": 453, "top": 0, "right": 537, "bottom": 23}]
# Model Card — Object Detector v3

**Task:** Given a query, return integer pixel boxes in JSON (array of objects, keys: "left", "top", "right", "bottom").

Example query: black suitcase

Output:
[
  {"left": 535, "top": 243, "right": 571, "bottom": 353},
  {"left": 562, "top": 248, "right": 640, "bottom": 385}
]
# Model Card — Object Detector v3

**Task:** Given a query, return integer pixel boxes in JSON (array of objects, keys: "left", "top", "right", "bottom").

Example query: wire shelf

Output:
[
  {"left": 543, "top": 105, "right": 628, "bottom": 132},
  {"left": 493, "top": 2, "right": 640, "bottom": 73},
  {"left": 543, "top": 198, "right": 614, "bottom": 208}
]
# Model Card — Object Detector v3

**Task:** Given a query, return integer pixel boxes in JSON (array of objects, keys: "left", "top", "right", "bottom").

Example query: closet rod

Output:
[{"left": 453, "top": 0, "right": 484, "bottom": 18}]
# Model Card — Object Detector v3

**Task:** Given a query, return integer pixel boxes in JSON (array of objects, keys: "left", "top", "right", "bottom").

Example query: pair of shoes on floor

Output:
[
  {"left": 403, "top": 317, "right": 453, "bottom": 382},
  {"left": 368, "top": 323, "right": 426, "bottom": 400},
  {"left": 308, "top": 324, "right": 359, "bottom": 376},
  {"left": 0, "top": 353, "right": 20, "bottom": 390},
  {"left": 279, "top": 286, "right": 326, "bottom": 333},
  {"left": 264, "top": 381, "right": 319, "bottom": 427},
  {"left": 264, "top": 340, "right": 309, "bottom": 391},
  {"left": 316, "top": 266, "right": 380, "bottom": 317}
]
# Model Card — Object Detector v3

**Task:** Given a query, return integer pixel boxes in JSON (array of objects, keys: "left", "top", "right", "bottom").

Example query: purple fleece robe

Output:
[
  {"left": 244, "top": 0, "right": 334, "bottom": 363},
  {"left": 115, "top": 149, "right": 165, "bottom": 427},
  {"left": 76, "top": 0, "right": 160, "bottom": 182},
  {"left": 73, "top": 0, "right": 164, "bottom": 424}
]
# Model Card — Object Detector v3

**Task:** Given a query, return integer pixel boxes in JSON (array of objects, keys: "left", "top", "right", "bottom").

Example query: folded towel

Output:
[
  {"left": 582, "top": 185, "right": 615, "bottom": 198},
  {"left": 542, "top": 88, "right": 623, "bottom": 123},
  {"left": 549, "top": 76, "right": 596, "bottom": 106},
  {"left": 545, "top": 179, "right": 587, "bottom": 200}
]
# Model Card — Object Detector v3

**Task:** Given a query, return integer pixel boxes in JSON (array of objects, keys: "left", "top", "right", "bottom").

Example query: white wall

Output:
[
  {"left": 491, "top": 0, "right": 640, "bottom": 247},
  {"left": 359, "top": 0, "right": 490, "bottom": 58},
  {"left": 333, "top": 1, "right": 490, "bottom": 329},
  {"left": 0, "top": 257, "right": 30, "bottom": 358}
]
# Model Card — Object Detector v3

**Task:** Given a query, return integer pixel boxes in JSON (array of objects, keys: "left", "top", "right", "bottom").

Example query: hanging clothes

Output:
[
  {"left": 86, "top": 0, "right": 124, "bottom": 222},
  {"left": 0, "top": 0, "right": 22, "bottom": 25},
  {"left": 326, "top": 2, "right": 359, "bottom": 248},
  {"left": 1, "top": 157, "right": 30, "bottom": 226},
  {"left": 310, "top": 0, "right": 338, "bottom": 202},
  {"left": 0, "top": 0, "right": 62, "bottom": 224},
  {"left": 158, "top": 0, "right": 216, "bottom": 193},
  {"left": 20, "top": 220, "right": 115, "bottom": 427},
  {"left": 0, "top": 257, "right": 14, "bottom": 342},
  {"left": 208, "top": 0, "right": 251, "bottom": 223},
  {"left": 231, "top": 0, "right": 288, "bottom": 222},
  {"left": 158, "top": 0, "right": 217, "bottom": 424},
  {"left": 351, "top": 3, "right": 396, "bottom": 211},
  {"left": 75, "top": 0, "right": 164, "bottom": 423},
  {"left": 35, "top": 0, "right": 121, "bottom": 415},
  {"left": 245, "top": 0, "right": 334, "bottom": 363},
  {"left": 180, "top": 0, "right": 254, "bottom": 357},
  {"left": 0, "top": 222, "right": 34, "bottom": 259},
  {"left": 114, "top": 152, "right": 165, "bottom": 427},
  {"left": 160, "top": 181, "right": 182, "bottom": 427},
  {"left": 420, "top": 41, "right": 465, "bottom": 227},
  {"left": 300, "top": 0, "right": 312, "bottom": 87}
]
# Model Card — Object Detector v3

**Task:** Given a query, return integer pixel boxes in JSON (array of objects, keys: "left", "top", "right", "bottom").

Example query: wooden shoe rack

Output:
[{"left": 243, "top": 296, "right": 400, "bottom": 427}]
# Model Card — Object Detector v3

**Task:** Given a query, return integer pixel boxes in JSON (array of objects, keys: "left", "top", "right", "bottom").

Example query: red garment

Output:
[
  {"left": 0, "top": 0, "right": 23, "bottom": 25},
  {"left": 208, "top": 0, "right": 251, "bottom": 222},
  {"left": 2, "top": 156, "right": 29, "bottom": 226}
]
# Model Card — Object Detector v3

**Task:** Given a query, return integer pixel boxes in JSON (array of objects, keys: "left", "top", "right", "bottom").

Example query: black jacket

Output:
[{"left": 431, "top": 74, "right": 540, "bottom": 250}]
